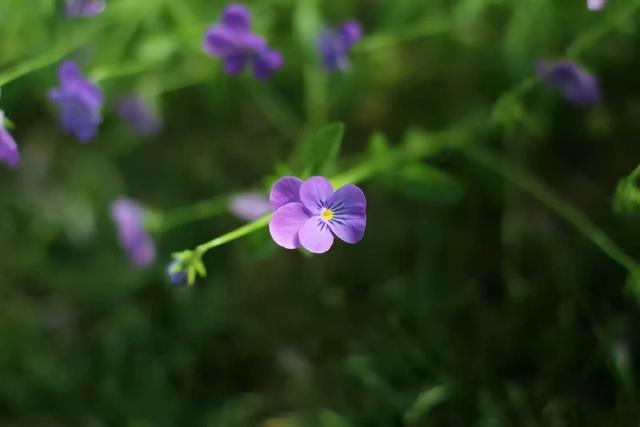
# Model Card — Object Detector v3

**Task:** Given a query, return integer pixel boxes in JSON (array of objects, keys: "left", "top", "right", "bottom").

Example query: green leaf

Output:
[
  {"left": 368, "top": 132, "right": 390, "bottom": 158},
  {"left": 319, "top": 410, "right": 353, "bottom": 427},
  {"left": 404, "top": 384, "right": 451, "bottom": 424},
  {"left": 394, "top": 165, "right": 464, "bottom": 204},
  {"left": 302, "top": 122, "right": 345, "bottom": 176}
]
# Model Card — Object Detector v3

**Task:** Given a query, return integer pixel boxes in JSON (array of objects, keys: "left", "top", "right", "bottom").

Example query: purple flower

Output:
[
  {"left": 317, "top": 20, "right": 362, "bottom": 72},
  {"left": 65, "top": 0, "right": 105, "bottom": 18},
  {"left": 111, "top": 198, "right": 156, "bottom": 267},
  {"left": 588, "top": 0, "right": 605, "bottom": 10},
  {"left": 49, "top": 60, "right": 103, "bottom": 142},
  {"left": 536, "top": 60, "right": 601, "bottom": 105},
  {"left": 167, "top": 260, "right": 188, "bottom": 286},
  {"left": 202, "top": 3, "right": 283, "bottom": 80},
  {"left": 268, "top": 176, "right": 367, "bottom": 254},
  {"left": 229, "top": 192, "right": 271, "bottom": 221},
  {"left": 0, "top": 112, "right": 19, "bottom": 168},
  {"left": 116, "top": 95, "right": 162, "bottom": 137}
]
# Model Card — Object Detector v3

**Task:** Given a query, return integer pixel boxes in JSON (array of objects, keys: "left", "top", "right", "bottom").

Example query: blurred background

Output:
[{"left": 2, "top": 0, "right": 640, "bottom": 425}]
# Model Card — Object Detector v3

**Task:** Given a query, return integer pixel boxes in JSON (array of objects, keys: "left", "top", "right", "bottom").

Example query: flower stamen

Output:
[{"left": 320, "top": 208, "right": 334, "bottom": 221}]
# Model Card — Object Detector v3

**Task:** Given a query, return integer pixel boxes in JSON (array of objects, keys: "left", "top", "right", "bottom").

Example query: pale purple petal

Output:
[
  {"left": 340, "top": 21, "right": 362, "bottom": 47},
  {"left": 326, "top": 184, "right": 367, "bottom": 244},
  {"left": 536, "top": 60, "right": 600, "bottom": 106},
  {"left": 317, "top": 20, "right": 362, "bottom": 72},
  {"left": 269, "top": 202, "right": 309, "bottom": 249},
  {"left": 49, "top": 60, "right": 103, "bottom": 142},
  {"left": 203, "top": 26, "right": 239, "bottom": 57},
  {"left": 229, "top": 192, "right": 271, "bottom": 221},
  {"left": 65, "top": 0, "right": 105, "bottom": 18},
  {"left": 221, "top": 4, "right": 252, "bottom": 33},
  {"left": 167, "top": 260, "right": 187, "bottom": 286},
  {"left": 253, "top": 48, "right": 284, "bottom": 80},
  {"left": 300, "top": 176, "right": 333, "bottom": 214},
  {"left": 269, "top": 176, "right": 302, "bottom": 210},
  {"left": 0, "top": 127, "right": 19, "bottom": 168},
  {"left": 298, "top": 216, "right": 334, "bottom": 254},
  {"left": 588, "top": 0, "right": 605, "bottom": 10},
  {"left": 224, "top": 54, "right": 248, "bottom": 75},
  {"left": 111, "top": 198, "right": 156, "bottom": 267},
  {"left": 239, "top": 33, "right": 267, "bottom": 51},
  {"left": 116, "top": 95, "right": 162, "bottom": 137}
]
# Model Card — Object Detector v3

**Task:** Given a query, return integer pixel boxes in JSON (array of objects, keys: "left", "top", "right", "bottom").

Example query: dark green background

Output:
[{"left": 1, "top": 0, "right": 640, "bottom": 425}]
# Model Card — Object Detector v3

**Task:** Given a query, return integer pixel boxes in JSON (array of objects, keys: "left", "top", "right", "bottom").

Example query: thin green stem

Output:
[
  {"left": 566, "top": 0, "right": 640, "bottom": 59},
  {"left": 0, "top": 25, "right": 104, "bottom": 87},
  {"left": 464, "top": 145, "right": 640, "bottom": 275},
  {"left": 196, "top": 214, "right": 272, "bottom": 254},
  {"left": 246, "top": 81, "right": 303, "bottom": 142},
  {"left": 152, "top": 194, "right": 231, "bottom": 234},
  {"left": 355, "top": 18, "right": 450, "bottom": 52},
  {"left": 91, "top": 61, "right": 161, "bottom": 83}
]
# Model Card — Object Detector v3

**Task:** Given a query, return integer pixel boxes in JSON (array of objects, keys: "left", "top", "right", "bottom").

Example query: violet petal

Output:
[
  {"left": 298, "top": 216, "right": 334, "bottom": 254},
  {"left": 269, "top": 176, "right": 302, "bottom": 210},
  {"left": 300, "top": 176, "right": 333, "bottom": 214},
  {"left": 269, "top": 202, "right": 309, "bottom": 249}
]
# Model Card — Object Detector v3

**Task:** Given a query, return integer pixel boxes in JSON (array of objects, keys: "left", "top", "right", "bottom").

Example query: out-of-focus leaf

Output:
[
  {"left": 319, "top": 409, "right": 353, "bottom": 427},
  {"left": 137, "top": 35, "right": 179, "bottom": 63},
  {"left": 302, "top": 122, "right": 345, "bottom": 176},
  {"left": 368, "top": 132, "right": 390, "bottom": 158},
  {"left": 393, "top": 165, "right": 464, "bottom": 204},
  {"left": 614, "top": 164, "right": 640, "bottom": 215},
  {"left": 404, "top": 384, "right": 451, "bottom": 424}
]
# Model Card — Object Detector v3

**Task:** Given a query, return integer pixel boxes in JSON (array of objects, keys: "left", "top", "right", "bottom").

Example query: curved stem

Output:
[
  {"left": 464, "top": 145, "right": 640, "bottom": 275},
  {"left": 355, "top": 18, "right": 450, "bottom": 52},
  {"left": 196, "top": 214, "right": 272, "bottom": 254},
  {"left": 90, "top": 61, "right": 161, "bottom": 83},
  {"left": 153, "top": 194, "right": 231, "bottom": 234},
  {"left": 0, "top": 25, "right": 105, "bottom": 87}
]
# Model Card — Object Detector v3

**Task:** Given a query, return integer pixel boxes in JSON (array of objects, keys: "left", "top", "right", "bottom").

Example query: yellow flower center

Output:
[{"left": 320, "top": 208, "right": 334, "bottom": 221}]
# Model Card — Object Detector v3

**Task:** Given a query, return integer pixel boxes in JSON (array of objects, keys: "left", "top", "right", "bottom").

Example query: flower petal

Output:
[
  {"left": 340, "top": 21, "right": 362, "bottom": 47},
  {"left": 269, "top": 176, "right": 302, "bottom": 210},
  {"left": 0, "top": 128, "right": 20, "bottom": 168},
  {"left": 269, "top": 202, "right": 309, "bottom": 249},
  {"left": 229, "top": 192, "right": 271, "bottom": 221},
  {"left": 203, "top": 26, "right": 237, "bottom": 57},
  {"left": 300, "top": 176, "right": 333, "bottom": 214},
  {"left": 224, "top": 53, "right": 248, "bottom": 75},
  {"left": 326, "top": 184, "right": 367, "bottom": 244},
  {"left": 253, "top": 47, "right": 283, "bottom": 80},
  {"left": 110, "top": 198, "right": 156, "bottom": 267},
  {"left": 298, "top": 216, "right": 334, "bottom": 254},
  {"left": 536, "top": 60, "right": 600, "bottom": 105},
  {"left": 221, "top": 3, "right": 251, "bottom": 33},
  {"left": 588, "top": 0, "right": 605, "bottom": 10},
  {"left": 65, "top": 0, "right": 105, "bottom": 17}
]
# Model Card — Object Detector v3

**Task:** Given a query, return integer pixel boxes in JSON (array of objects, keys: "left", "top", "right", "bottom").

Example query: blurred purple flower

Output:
[
  {"left": 116, "top": 95, "right": 162, "bottom": 137},
  {"left": 202, "top": 3, "right": 283, "bottom": 80},
  {"left": 229, "top": 192, "right": 271, "bottom": 221},
  {"left": 317, "top": 20, "right": 362, "bottom": 72},
  {"left": 587, "top": 0, "right": 605, "bottom": 10},
  {"left": 65, "top": 0, "right": 105, "bottom": 18},
  {"left": 49, "top": 60, "right": 104, "bottom": 142},
  {"left": 269, "top": 176, "right": 367, "bottom": 254},
  {"left": 536, "top": 60, "right": 601, "bottom": 105},
  {"left": 167, "top": 260, "right": 188, "bottom": 286},
  {"left": 0, "top": 112, "right": 19, "bottom": 168},
  {"left": 111, "top": 198, "right": 156, "bottom": 267}
]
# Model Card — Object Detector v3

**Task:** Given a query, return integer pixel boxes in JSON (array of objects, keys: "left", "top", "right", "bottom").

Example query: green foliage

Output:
[
  {"left": 390, "top": 164, "right": 464, "bottom": 204},
  {"left": 301, "top": 122, "right": 345, "bottom": 176},
  {"left": 1, "top": 0, "right": 640, "bottom": 426}
]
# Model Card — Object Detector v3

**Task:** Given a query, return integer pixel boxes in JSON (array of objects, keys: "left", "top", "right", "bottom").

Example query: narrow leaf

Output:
[
  {"left": 303, "top": 122, "right": 345, "bottom": 176},
  {"left": 394, "top": 165, "right": 464, "bottom": 204}
]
